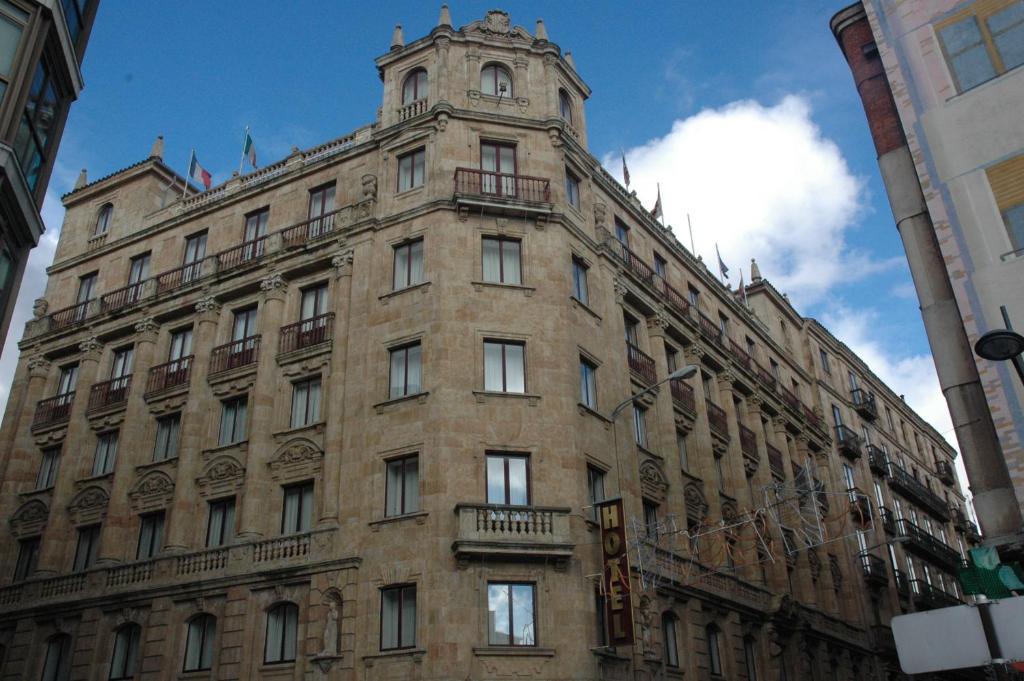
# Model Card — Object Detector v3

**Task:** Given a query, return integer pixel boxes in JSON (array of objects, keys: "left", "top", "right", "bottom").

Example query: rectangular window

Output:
[
  {"left": 36, "top": 447, "right": 59, "bottom": 489},
  {"left": 486, "top": 453, "right": 530, "bottom": 506},
  {"left": 128, "top": 252, "right": 150, "bottom": 285},
  {"left": 77, "top": 272, "right": 97, "bottom": 303},
  {"left": 92, "top": 431, "right": 118, "bottom": 476},
  {"left": 644, "top": 500, "right": 659, "bottom": 539},
  {"left": 291, "top": 376, "right": 322, "bottom": 427},
  {"left": 677, "top": 431, "right": 689, "bottom": 471},
  {"left": 206, "top": 497, "right": 236, "bottom": 547},
  {"left": 633, "top": 404, "right": 648, "bottom": 448},
  {"left": 73, "top": 525, "right": 100, "bottom": 571},
  {"left": 487, "top": 583, "right": 536, "bottom": 646},
  {"left": 0, "top": 3, "right": 26, "bottom": 102},
  {"left": 219, "top": 396, "right": 248, "bottom": 446},
  {"left": 57, "top": 363, "right": 78, "bottom": 394},
  {"left": 244, "top": 207, "right": 269, "bottom": 242},
  {"left": 687, "top": 285, "right": 700, "bottom": 307},
  {"left": 389, "top": 343, "right": 422, "bottom": 399},
  {"left": 182, "top": 231, "right": 207, "bottom": 282},
  {"left": 153, "top": 414, "right": 181, "bottom": 461},
  {"left": 571, "top": 256, "right": 589, "bottom": 304},
  {"left": 718, "top": 313, "right": 729, "bottom": 336},
  {"left": 937, "top": 3, "right": 1024, "bottom": 94},
  {"left": 744, "top": 638, "right": 759, "bottom": 681},
  {"left": 579, "top": 357, "right": 597, "bottom": 409},
  {"left": 169, "top": 327, "right": 193, "bottom": 360},
  {"left": 398, "top": 148, "right": 425, "bottom": 191},
  {"left": 136, "top": 512, "right": 164, "bottom": 560},
  {"left": 482, "top": 236, "right": 522, "bottom": 285},
  {"left": 381, "top": 584, "right": 416, "bottom": 650},
  {"left": 15, "top": 60, "right": 64, "bottom": 192},
  {"left": 483, "top": 340, "right": 525, "bottom": 393},
  {"left": 587, "top": 465, "right": 606, "bottom": 521},
  {"left": 654, "top": 253, "right": 667, "bottom": 278},
  {"left": 308, "top": 182, "right": 336, "bottom": 237},
  {"left": 664, "top": 615, "right": 679, "bottom": 667},
  {"left": 232, "top": 306, "right": 258, "bottom": 341},
  {"left": 385, "top": 455, "right": 420, "bottom": 517},
  {"left": 819, "top": 348, "right": 831, "bottom": 374},
  {"left": 393, "top": 238, "right": 425, "bottom": 290},
  {"left": 281, "top": 482, "right": 314, "bottom": 534},
  {"left": 614, "top": 219, "right": 630, "bottom": 246},
  {"left": 565, "top": 169, "right": 580, "bottom": 209},
  {"left": 939, "top": 16, "right": 996, "bottom": 91},
  {"left": 14, "top": 536, "right": 39, "bottom": 581},
  {"left": 480, "top": 141, "right": 516, "bottom": 195}
]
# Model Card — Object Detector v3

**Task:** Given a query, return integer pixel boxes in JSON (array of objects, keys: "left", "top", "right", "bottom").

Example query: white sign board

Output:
[
  {"left": 892, "top": 605, "right": 991, "bottom": 673},
  {"left": 986, "top": 596, "right": 1024, "bottom": 661}
]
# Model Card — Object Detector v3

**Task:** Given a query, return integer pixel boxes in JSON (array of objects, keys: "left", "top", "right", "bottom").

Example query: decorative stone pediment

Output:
[
  {"left": 279, "top": 354, "right": 330, "bottom": 377},
  {"left": 196, "top": 455, "right": 245, "bottom": 498},
  {"left": 33, "top": 427, "right": 67, "bottom": 448},
  {"left": 68, "top": 484, "right": 110, "bottom": 525},
  {"left": 10, "top": 499, "right": 49, "bottom": 537},
  {"left": 129, "top": 470, "right": 175, "bottom": 512},
  {"left": 684, "top": 483, "right": 708, "bottom": 521},
  {"left": 639, "top": 459, "right": 668, "bottom": 503},
  {"left": 88, "top": 410, "right": 125, "bottom": 431},
  {"left": 210, "top": 376, "right": 255, "bottom": 397},
  {"left": 463, "top": 10, "right": 533, "bottom": 41},
  {"left": 720, "top": 500, "right": 739, "bottom": 525},
  {"left": 268, "top": 438, "right": 323, "bottom": 482},
  {"left": 147, "top": 393, "right": 189, "bottom": 415}
]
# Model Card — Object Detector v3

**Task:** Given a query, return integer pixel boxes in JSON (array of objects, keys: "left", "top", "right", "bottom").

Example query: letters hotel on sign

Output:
[{"left": 598, "top": 498, "right": 635, "bottom": 646}]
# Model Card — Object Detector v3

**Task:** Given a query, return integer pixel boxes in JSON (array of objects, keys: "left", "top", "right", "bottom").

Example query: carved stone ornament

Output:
[
  {"left": 646, "top": 308, "right": 669, "bottom": 332},
  {"left": 361, "top": 173, "right": 378, "bottom": 201},
  {"left": 638, "top": 595, "right": 654, "bottom": 657},
  {"left": 828, "top": 553, "right": 843, "bottom": 590},
  {"left": 32, "top": 297, "right": 49, "bottom": 319},
  {"left": 720, "top": 500, "right": 739, "bottom": 525},
  {"left": 260, "top": 272, "right": 287, "bottom": 295},
  {"left": 743, "top": 453, "right": 759, "bottom": 478},
  {"left": 10, "top": 499, "right": 49, "bottom": 537},
  {"left": 134, "top": 316, "right": 159, "bottom": 336},
  {"left": 612, "top": 276, "right": 629, "bottom": 303},
  {"left": 129, "top": 470, "right": 175, "bottom": 512},
  {"left": 195, "top": 296, "right": 222, "bottom": 315},
  {"left": 68, "top": 484, "right": 110, "bottom": 525},
  {"left": 639, "top": 459, "right": 668, "bottom": 504},
  {"left": 269, "top": 438, "right": 324, "bottom": 481},
  {"left": 483, "top": 9, "right": 510, "bottom": 34},
  {"left": 196, "top": 455, "right": 245, "bottom": 497},
  {"left": 78, "top": 336, "right": 104, "bottom": 357},
  {"left": 807, "top": 548, "right": 821, "bottom": 581},
  {"left": 593, "top": 201, "right": 607, "bottom": 228},
  {"left": 27, "top": 355, "right": 51, "bottom": 377},
  {"left": 684, "top": 483, "right": 708, "bottom": 521}
]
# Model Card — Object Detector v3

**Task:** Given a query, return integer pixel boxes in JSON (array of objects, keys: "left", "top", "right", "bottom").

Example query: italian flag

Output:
[
  {"left": 188, "top": 151, "right": 212, "bottom": 190},
  {"left": 243, "top": 132, "right": 257, "bottom": 169}
]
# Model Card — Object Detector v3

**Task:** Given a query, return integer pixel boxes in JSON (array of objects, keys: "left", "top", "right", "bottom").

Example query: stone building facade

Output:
[
  {"left": 0, "top": 9, "right": 977, "bottom": 680},
  {"left": 0, "top": 0, "right": 98, "bottom": 350},
  {"left": 831, "top": 0, "right": 1024, "bottom": 548}
]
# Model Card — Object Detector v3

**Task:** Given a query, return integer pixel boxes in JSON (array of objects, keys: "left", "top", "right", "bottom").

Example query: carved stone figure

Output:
[
  {"left": 483, "top": 10, "right": 510, "bottom": 34},
  {"left": 319, "top": 600, "right": 339, "bottom": 656},
  {"left": 638, "top": 595, "right": 654, "bottom": 655},
  {"left": 32, "top": 298, "right": 48, "bottom": 319},
  {"left": 361, "top": 174, "right": 378, "bottom": 201}
]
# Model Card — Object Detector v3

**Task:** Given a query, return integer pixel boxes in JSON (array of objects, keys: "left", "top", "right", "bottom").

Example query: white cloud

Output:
[{"left": 605, "top": 95, "right": 897, "bottom": 306}]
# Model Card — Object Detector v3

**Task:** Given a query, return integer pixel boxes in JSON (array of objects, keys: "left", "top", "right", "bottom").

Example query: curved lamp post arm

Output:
[{"left": 609, "top": 364, "right": 698, "bottom": 421}]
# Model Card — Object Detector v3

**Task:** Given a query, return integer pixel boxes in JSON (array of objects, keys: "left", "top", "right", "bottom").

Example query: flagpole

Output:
[
  {"left": 687, "top": 214, "right": 695, "bottom": 255},
  {"left": 183, "top": 150, "right": 194, "bottom": 199},
  {"left": 657, "top": 183, "right": 665, "bottom": 227},
  {"left": 238, "top": 126, "right": 249, "bottom": 175}
]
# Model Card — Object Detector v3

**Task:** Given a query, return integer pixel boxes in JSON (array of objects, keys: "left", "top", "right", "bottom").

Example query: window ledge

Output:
[
  {"left": 369, "top": 511, "right": 429, "bottom": 531},
  {"left": 577, "top": 402, "right": 612, "bottom": 424},
  {"left": 570, "top": 296, "right": 601, "bottom": 321},
  {"left": 638, "top": 444, "right": 662, "bottom": 461},
  {"left": 473, "top": 646, "right": 555, "bottom": 657},
  {"left": 75, "top": 472, "right": 113, "bottom": 488},
  {"left": 18, "top": 485, "right": 54, "bottom": 500},
  {"left": 379, "top": 281, "right": 432, "bottom": 304},
  {"left": 273, "top": 421, "right": 326, "bottom": 441},
  {"left": 135, "top": 456, "right": 178, "bottom": 472},
  {"left": 201, "top": 440, "right": 248, "bottom": 461},
  {"left": 362, "top": 648, "right": 426, "bottom": 664},
  {"left": 374, "top": 391, "right": 430, "bottom": 414},
  {"left": 591, "top": 646, "right": 630, "bottom": 661},
  {"left": 259, "top": 661, "right": 296, "bottom": 672},
  {"left": 471, "top": 280, "right": 535, "bottom": 297},
  {"left": 176, "top": 670, "right": 212, "bottom": 680},
  {"left": 395, "top": 185, "right": 426, "bottom": 199},
  {"left": 473, "top": 390, "right": 540, "bottom": 406}
]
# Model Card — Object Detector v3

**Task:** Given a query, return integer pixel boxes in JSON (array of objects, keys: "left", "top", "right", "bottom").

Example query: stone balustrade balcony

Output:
[
  {"left": 398, "top": 97, "right": 428, "bottom": 121},
  {"left": 452, "top": 504, "right": 572, "bottom": 563}
]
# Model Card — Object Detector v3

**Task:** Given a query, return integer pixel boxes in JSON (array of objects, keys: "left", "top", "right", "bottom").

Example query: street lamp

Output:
[{"left": 974, "top": 306, "right": 1024, "bottom": 387}]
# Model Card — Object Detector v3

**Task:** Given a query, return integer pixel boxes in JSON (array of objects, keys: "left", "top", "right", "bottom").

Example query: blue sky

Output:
[{"left": 0, "top": 1, "right": 954, "bottom": 448}]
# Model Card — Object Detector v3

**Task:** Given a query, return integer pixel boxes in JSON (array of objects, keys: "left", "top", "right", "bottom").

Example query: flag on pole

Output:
[
  {"left": 621, "top": 150, "right": 630, "bottom": 188},
  {"left": 651, "top": 183, "right": 663, "bottom": 221},
  {"left": 188, "top": 151, "right": 212, "bottom": 190},
  {"left": 736, "top": 270, "right": 747, "bottom": 306},
  {"left": 716, "top": 244, "right": 730, "bottom": 282},
  {"left": 242, "top": 131, "right": 257, "bottom": 169}
]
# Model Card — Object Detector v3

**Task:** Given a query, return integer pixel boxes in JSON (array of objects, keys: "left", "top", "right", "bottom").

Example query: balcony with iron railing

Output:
[
  {"left": 87, "top": 376, "right": 131, "bottom": 413},
  {"left": 100, "top": 282, "right": 147, "bottom": 314},
  {"left": 452, "top": 504, "right": 573, "bottom": 562},
  {"left": 754, "top": 362, "right": 777, "bottom": 393},
  {"left": 32, "top": 393, "right": 74, "bottom": 430},
  {"left": 47, "top": 301, "right": 91, "bottom": 331},
  {"left": 880, "top": 507, "right": 897, "bottom": 535},
  {"left": 888, "top": 461, "right": 950, "bottom": 521},
  {"left": 706, "top": 400, "right": 729, "bottom": 440},
  {"left": 626, "top": 342, "right": 657, "bottom": 385},
  {"left": 893, "top": 568, "right": 911, "bottom": 598},
  {"left": 859, "top": 552, "right": 889, "bottom": 588},
  {"left": 453, "top": 168, "right": 552, "bottom": 213},
  {"left": 209, "top": 336, "right": 261, "bottom": 376},
  {"left": 659, "top": 279, "right": 692, "bottom": 319},
  {"left": 611, "top": 240, "right": 656, "bottom": 288},
  {"left": 851, "top": 388, "right": 878, "bottom": 421},
  {"left": 834, "top": 424, "right": 863, "bottom": 460},
  {"left": 847, "top": 487, "right": 871, "bottom": 524},
  {"left": 767, "top": 443, "right": 784, "bottom": 480},
  {"left": 897, "top": 518, "right": 961, "bottom": 570},
  {"left": 728, "top": 340, "right": 753, "bottom": 373},
  {"left": 696, "top": 312, "right": 725, "bottom": 348},
  {"left": 279, "top": 313, "right": 335, "bottom": 355},
  {"left": 280, "top": 209, "right": 341, "bottom": 248},
  {"left": 670, "top": 378, "right": 695, "bottom": 415},
  {"left": 936, "top": 460, "right": 956, "bottom": 487},
  {"left": 911, "top": 580, "right": 961, "bottom": 611},
  {"left": 155, "top": 261, "right": 205, "bottom": 295},
  {"left": 867, "top": 444, "right": 889, "bottom": 475},
  {"left": 145, "top": 357, "right": 193, "bottom": 396},
  {"left": 739, "top": 424, "right": 758, "bottom": 461},
  {"left": 216, "top": 236, "right": 268, "bottom": 271}
]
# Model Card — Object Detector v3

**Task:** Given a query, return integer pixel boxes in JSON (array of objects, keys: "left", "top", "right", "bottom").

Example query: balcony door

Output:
[
  {"left": 127, "top": 253, "right": 150, "bottom": 303},
  {"left": 481, "top": 142, "right": 516, "bottom": 197},
  {"left": 299, "top": 284, "right": 329, "bottom": 346},
  {"left": 183, "top": 232, "right": 207, "bottom": 283},
  {"left": 109, "top": 347, "right": 134, "bottom": 402},
  {"left": 231, "top": 307, "right": 258, "bottom": 368},
  {"left": 243, "top": 209, "right": 269, "bottom": 261},
  {"left": 57, "top": 365, "right": 78, "bottom": 396},
  {"left": 308, "top": 185, "right": 336, "bottom": 238}
]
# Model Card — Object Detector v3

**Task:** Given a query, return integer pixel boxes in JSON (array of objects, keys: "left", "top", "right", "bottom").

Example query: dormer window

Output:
[
  {"left": 481, "top": 64, "right": 513, "bottom": 97},
  {"left": 94, "top": 203, "right": 113, "bottom": 236},
  {"left": 402, "top": 69, "right": 427, "bottom": 104},
  {"left": 558, "top": 89, "right": 573, "bottom": 124}
]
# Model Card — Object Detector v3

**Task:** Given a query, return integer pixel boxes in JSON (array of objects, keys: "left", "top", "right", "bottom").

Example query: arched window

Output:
[
  {"left": 95, "top": 203, "right": 113, "bottom": 236},
  {"left": 706, "top": 624, "right": 723, "bottom": 676},
  {"left": 661, "top": 612, "right": 679, "bottom": 668},
  {"left": 40, "top": 634, "right": 71, "bottom": 681},
  {"left": 109, "top": 624, "right": 141, "bottom": 680},
  {"left": 481, "top": 64, "right": 513, "bottom": 97},
  {"left": 264, "top": 602, "right": 299, "bottom": 663},
  {"left": 183, "top": 614, "right": 216, "bottom": 672},
  {"left": 402, "top": 69, "right": 428, "bottom": 105},
  {"left": 558, "top": 89, "right": 573, "bottom": 124}
]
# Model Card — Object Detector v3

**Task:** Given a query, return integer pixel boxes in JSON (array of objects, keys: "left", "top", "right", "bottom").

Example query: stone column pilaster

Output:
[
  {"left": 37, "top": 337, "right": 104, "bottom": 574},
  {"left": 434, "top": 36, "right": 450, "bottom": 103},
  {"left": 319, "top": 252, "right": 354, "bottom": 527},
  {"left": 98, "top": 318, "right": 160, "bottom": 564},
  {"left": 164, "top": 297, "right": 221, "bottom": 553},
  {"left": 715, "top": 373, "right": 743, "bottom": 498},
  {"left": 237, "top": 273, "right": 288, "bottom": 540},
  {"left": 646, "top": 313, "right": 674, "bottom": 459}
]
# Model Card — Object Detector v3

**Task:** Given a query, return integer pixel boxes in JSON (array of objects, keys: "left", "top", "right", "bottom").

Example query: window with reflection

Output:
[
  {"left": 486, "top": 452, "right": 529, "bottom": 506},
  {"left": 402, "top": 69, "right": 428, "bottom": 104},
  {"left": 183, "top": 614, "right": 216, "bottom": 672},
  {"left": 264, "top": 602, "right": 299, "bottom": 664},
  {"left": 481, "top": 64, "right": 513, "bottom": 97},
  {"left": 109, "top": 623, "right": 141, "bottom": 681},
  {"left": 488, "top": 583, "right": 536, "bottom": 646}
]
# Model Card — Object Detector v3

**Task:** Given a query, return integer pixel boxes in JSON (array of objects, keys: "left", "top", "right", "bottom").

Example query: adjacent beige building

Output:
[
  {"left": 0, "top": 0, "right": 98, "bottom": 351},
  {"left": 831, "top": 0, "right": 1024, "bottom": 548},
  {"left": 0, "top": 9, "right": 977, "bottom": 680}
]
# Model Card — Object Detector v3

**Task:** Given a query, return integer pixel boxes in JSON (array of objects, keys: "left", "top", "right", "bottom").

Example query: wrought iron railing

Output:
[
  {"left": 279, "top": 313, "right": 335, "bottom": 354},
  {"left": 87, "top": 376, "right": 131, "bottom": 412},
  {"left": 216, "top": 237, "right": 268, "bottom": 270},
  {"left": 32, "top": 393, "right": 75, "bottom": 429},
  {"left": 626, "top": 342, "right": 657, "bottom": 385},
  {"left": 145, "top": 357, "right": 193, "bottom": 395},
  {"left": 453, "top": 167, "right": 551, "bottom": 203},
  {"left": 670, "top": 378, "right": 695, "bottom": 414},
  {"left": 280, "top": 209, "right": 341, "bottom": 248},
  {"left": 707, "top": 400, "right": 729, "bottom": 439},
  {"left": 209, "top": 336, "right": 261, "bottom": 375}
]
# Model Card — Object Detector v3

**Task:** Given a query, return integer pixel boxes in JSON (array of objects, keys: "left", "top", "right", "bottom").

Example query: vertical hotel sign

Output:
[{"left": 598, "top": 498, "right": 634, "bottom": 646}]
